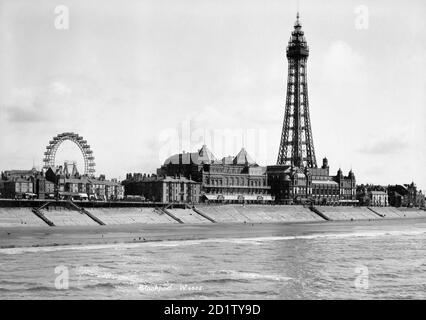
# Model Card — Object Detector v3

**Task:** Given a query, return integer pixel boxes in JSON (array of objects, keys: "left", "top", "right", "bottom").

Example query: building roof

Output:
[
  {"left": 221, "top": 156, "right": 234, "bottom": 165},
  {"left": 88, "top": 179, "right": 122, "bottom": 186},
  {"left": 233, "top": 148, "right": 256, "bottom": 165},
  {"left": 163, "top": 145, "right": 217, "bottom": 166},
  {"left": 162, "top": 176, "right": 198, "bottom": 183},
  {"left": 3, "top": 169, "right": 37, "bottom": 175},
  {"left": 130, "top": 175, "right": 199, "bottom": 184},
  {"left": 196, "top": 145, "right": 216, "bottom": 164},
  {"left": 369, "top": 191, "right": 387, "bottom": 195},
  {"left": 163, "top": 145, "right": 261, "bottom": 167},
  {"left": 312, "top": 180, "right": 339, "bottom": 185}
]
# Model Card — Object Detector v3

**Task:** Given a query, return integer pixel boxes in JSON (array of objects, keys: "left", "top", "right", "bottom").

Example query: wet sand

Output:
[{"left": 1, "top": 217, "right": 426, "bottom": 249}]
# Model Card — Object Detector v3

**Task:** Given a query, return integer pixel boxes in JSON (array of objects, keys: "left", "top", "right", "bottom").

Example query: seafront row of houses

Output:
[
  {"left": 0, "top": 144, "right": 424, "bottom": 208},
  {"left": 0, "top": 164, "right": 124, "bottom": 201}
]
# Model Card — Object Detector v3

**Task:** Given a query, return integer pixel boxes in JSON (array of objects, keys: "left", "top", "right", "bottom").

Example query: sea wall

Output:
[
  {"left": 166, "top": 209, "right": 211, "bottom": 224},
  {"left": 0, "top": 205, "right": 425, "bottom": 228},
  {"left": 196, "top": 205, "right": 323, "bottom": 223},
  {"left": 41, "top": 208, "right": 99, "bottom": 227},
  {"left": 86, "top": 208, "right": 178, "bottom": 225},
  {"left": 369, "top": 207, "right": 426, "bottom": 219},
  {"left": 315, "top": 206, "right": 380, "bottom": 221},
  {"left": 0, "top": 208, "right": 47, "bottom": 227}
]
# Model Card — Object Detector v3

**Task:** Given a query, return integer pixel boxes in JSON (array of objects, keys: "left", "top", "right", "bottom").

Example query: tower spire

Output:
[
  {"left": 297, "top": 0, "right": 300, "bottom": 17},
  {"left": 241, "top": 132, "right": 244, "bottom": 148}
]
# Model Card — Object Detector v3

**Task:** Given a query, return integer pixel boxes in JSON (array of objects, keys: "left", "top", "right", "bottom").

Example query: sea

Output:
[{"left": 1, "top": 219, "right": 426, "bottom": 299}]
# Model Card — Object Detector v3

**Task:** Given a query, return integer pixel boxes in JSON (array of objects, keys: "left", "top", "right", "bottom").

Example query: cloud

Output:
[
  {"left": 320, "top": 41, "right": 366, "bottom": 96},
  {"left": 2, "top": 81, "right": 76, "bottom": 124},
  {"left": 1, "top": 87, "right": 44, "bottom": 123},
  {"left": 359, "top": 134, "right": 409, "bottom": 155},
  {"left": 5, "top": 105, "right": 45, "bottom": 123},
  {"left": 49, "top": 81, "right": 72, "bottom": 96},
  {"left": 323, "top": 41, "right": 364, "bottom": 73}
]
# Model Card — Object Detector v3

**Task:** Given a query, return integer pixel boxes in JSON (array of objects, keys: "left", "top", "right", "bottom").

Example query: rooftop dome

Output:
[
  {"left": 163, "top": 153, "right": 183, "bottom": 165},
  {"left": 163, "top": 145, "right": 216, "bottom": 166}
]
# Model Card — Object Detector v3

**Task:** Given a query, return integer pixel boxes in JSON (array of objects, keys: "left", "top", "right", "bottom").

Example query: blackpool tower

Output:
[{"left": 277, "top": 13, "right": 317, "bottom": 168}]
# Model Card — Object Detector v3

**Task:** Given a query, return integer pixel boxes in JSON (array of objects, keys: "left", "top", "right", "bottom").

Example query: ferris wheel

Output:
[{"left": 43, "top": 132, "right": 96, "bottom": 176}]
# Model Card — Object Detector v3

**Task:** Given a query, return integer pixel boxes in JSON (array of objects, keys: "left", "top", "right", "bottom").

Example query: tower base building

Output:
[{"left": 267, "top": 158, "right": 356, "bottom": 205}]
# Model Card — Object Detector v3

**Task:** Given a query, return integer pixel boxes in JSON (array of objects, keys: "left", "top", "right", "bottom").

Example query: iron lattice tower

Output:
[{"left": 277, "top": 13, "right": 317, "bottom": 168}]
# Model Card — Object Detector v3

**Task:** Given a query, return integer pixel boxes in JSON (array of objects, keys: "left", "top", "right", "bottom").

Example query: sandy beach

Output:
[{"left": 2, "top": 218, "right": 426, "bottom": 250}]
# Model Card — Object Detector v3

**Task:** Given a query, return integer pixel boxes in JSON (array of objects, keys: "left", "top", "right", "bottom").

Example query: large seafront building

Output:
[
  {"left": 124, "top": 145, "right": 273, "bottom": 204},
  {"left": 124, "top": 174, "right": 201, "bottom": 203},
  {"left": 267, "top": 159, "right": 356, "bottom": 205},
  {"left": 266, "top": 13, "right": 357, "bottom": 204},
  {"left": 158, "top": 145, "right": 273, "bottom": 203}
]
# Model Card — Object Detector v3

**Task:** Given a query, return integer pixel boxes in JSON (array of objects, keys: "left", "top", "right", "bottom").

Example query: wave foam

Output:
[
  {"left": 210, "top": 270, "right": 292, "bottom": 282},
  {"left": 1, "top": 229, "right": 425, "bottom": 255}
]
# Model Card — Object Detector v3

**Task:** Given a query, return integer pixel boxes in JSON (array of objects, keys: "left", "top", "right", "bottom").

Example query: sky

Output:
[{"left": 0, "top": 0, "right": 425, "bottom": 189}]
